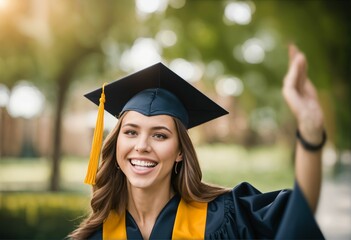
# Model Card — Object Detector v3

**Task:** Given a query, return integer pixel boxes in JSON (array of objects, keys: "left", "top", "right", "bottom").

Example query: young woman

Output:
[{"left": 69, "top": 45, "right": 325, "bottom": 239}]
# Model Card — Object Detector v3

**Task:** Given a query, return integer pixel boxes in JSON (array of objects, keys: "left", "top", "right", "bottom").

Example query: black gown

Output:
[{"left": 88, "top": 182, "right": 324, "bottom": 239}]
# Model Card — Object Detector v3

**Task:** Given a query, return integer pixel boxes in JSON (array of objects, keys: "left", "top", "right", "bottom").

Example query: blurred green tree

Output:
[
  {"left": 164, "top": 0, "right": 350, "bottom": 149},
  {"left": 0, "top": 0, "right": 138, "bottom": 190}
]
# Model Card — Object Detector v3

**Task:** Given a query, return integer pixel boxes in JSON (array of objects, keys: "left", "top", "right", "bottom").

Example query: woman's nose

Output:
[{"left": 134, "top": 136, "right": 151, "bottom": 152}]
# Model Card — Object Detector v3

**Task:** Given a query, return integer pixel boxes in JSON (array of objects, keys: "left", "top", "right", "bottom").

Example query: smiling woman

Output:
[
  {"left": 117, "top": 111, "right": 181, "bottom": 191},
  {"left": 69, "top": 47, "right": 325, "bottom": 239}
]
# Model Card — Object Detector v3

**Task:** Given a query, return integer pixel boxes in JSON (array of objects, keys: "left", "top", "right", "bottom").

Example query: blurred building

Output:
[{"left": 0, "top": 105, "right": 92, "bottom": 158}]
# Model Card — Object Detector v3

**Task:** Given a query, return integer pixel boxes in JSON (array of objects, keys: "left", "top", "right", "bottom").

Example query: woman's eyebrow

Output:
[
  {"left": 122, "top": 123, "right": 173, "bottom": 134},
  {"left": 122, "top": 123, "right": 139, "bottom": 128},
  {"left": 151, "top": 126, "right": 173, "bottom": 134}
]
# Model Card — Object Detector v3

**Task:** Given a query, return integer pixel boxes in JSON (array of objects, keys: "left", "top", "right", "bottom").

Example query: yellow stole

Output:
[{"left": 103, "top": 199, "right": 208, "bottom": 239}]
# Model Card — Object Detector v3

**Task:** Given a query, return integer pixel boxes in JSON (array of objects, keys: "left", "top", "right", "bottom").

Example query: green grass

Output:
[
  {"left": 0, "top": 157, "right": 91, "bottom": 192},
  {"left": 198, "top": 143, "right": 294, "bottom": 192}
]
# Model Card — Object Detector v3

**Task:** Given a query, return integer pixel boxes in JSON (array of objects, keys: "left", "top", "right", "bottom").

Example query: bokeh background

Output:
[{"left": 0, "top": 0, "right": 350, "bottom": 239}]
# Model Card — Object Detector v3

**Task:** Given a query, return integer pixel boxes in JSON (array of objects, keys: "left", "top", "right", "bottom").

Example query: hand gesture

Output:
[{"left": 282, "top": 44, "right": 324, "bottom": 144}]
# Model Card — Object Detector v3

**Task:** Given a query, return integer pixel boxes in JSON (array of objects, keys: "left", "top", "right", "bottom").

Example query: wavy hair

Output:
[{"left": 69, "top": 112, "right": 230, "bottom": 239}]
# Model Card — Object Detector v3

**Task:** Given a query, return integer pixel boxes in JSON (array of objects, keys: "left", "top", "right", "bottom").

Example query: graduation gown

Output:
[{"left": 88, "top": 182, "right": 324, "bottom": 239}]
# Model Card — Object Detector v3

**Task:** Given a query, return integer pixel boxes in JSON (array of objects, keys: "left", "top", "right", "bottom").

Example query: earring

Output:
[
  {"left": 174, "top": 161, "right": 182, "bottom": 175},
  {"left": 175, "top": 162, "right": 179, "bottom": 175},
  {"left": 115, "top": 161, "right": 120, "bottom": 170}
]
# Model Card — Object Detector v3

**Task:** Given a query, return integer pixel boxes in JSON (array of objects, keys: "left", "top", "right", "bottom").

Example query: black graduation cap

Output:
[
  {"left": 85, "top": 62, "right": 228, "bottom": 129},
  {"left": 83, "top": 62, "right": 228, "bottom": 185}
]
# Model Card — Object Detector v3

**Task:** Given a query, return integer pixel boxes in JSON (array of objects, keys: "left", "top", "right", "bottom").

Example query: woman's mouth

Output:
[{"left": 130, "top": 159, "right": 158, "bottom": 168}]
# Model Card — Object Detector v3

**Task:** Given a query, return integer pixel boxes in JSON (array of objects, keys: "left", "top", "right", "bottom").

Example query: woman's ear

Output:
[{"left": 177, "top": 152, "right": 183, "bottom": 162}]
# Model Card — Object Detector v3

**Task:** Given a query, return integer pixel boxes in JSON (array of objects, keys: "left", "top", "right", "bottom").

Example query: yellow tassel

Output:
[{"left": 84, "top": 83, "right": 107, "bottom": 185}]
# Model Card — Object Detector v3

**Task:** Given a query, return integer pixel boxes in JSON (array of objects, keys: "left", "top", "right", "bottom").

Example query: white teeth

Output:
[{"left": 131, "top": 159, "right": 157, "bottom": 168}]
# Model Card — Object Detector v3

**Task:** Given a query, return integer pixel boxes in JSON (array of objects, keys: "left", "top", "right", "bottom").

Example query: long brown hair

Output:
[{"left": 69, "top": 112, "right": 230, "bottom": 239}]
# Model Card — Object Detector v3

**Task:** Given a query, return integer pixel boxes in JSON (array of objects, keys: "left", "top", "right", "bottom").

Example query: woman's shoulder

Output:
[
  {"left": 205, "top": 182, "right": 292, "bottom": 239},
  {"left": 209, "top": 181, "right": 292, "bottom": 221},
  {"left": 216, "top": 181, "right": 291, "bottom": 201}
]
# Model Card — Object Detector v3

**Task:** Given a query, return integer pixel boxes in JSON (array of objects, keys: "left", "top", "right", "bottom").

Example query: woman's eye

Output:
[
  {"left": 153, "top": 133, "right": 167, "bottom": 140},
  {"left": 124, "top": 130, "right": 137, "bottom": 136}
]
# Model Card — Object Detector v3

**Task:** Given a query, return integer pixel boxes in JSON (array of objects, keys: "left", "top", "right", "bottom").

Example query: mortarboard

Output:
[
  {"left": 84, "top": 62, "right": 228, "bottom": 185},
  {"left": 85, "top": 62, "right": 228, "bottom": 128}
]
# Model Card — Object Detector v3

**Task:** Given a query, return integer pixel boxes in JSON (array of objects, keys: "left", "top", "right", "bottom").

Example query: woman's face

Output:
[{"left": 116, "top": 111, "right": 182, "bottom": 191}]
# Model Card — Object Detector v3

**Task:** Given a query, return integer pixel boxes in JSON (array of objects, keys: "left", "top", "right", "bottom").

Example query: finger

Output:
[
  {"left": 304, "top": 79, "right": 318, "bottom": 99},
  {"left": 288, "top": 44, "right": 308, "bottom": 94},
  {"left": 289, "top": 45, "right": 308, "bottom": 82},
  {"left": 296, "top": 52, "right": 307, "bottom": 93},
  {"left": 288, "top": 44, "right": 298, "bottom": 67},
  {"left": 282, "top": 85, "right": 301, "bottom": 117},
  {"left": 284, "top": 51, "right": 300, "bottom": 89},
  {"left": 283, "top": 58, "right": 302, "bottom": 108},
  {"left": 283, "top": 51, "right": 306, "bottom": 115}
]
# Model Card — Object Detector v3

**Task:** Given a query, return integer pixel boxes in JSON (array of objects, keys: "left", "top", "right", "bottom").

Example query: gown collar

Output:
[{"left": 126, "top": 194, "right": 181, "bottom": 239}]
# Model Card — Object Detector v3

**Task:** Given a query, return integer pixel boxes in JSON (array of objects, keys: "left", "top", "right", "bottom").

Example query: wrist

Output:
[
  {"left": 296, "top": 129, "right": 327, "bottom": 152},
  {"left": 296, "top": 108, "right": 324, "bottom": 143}
]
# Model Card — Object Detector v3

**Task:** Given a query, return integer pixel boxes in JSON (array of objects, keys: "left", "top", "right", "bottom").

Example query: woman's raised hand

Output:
[{"left": 282, "top": 44, "right": 324, "bottom": 144}]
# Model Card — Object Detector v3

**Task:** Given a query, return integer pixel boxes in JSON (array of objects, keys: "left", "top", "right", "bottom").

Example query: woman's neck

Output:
[{"left": 127, "top": 184, "right": 174, "bottom": 239}]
